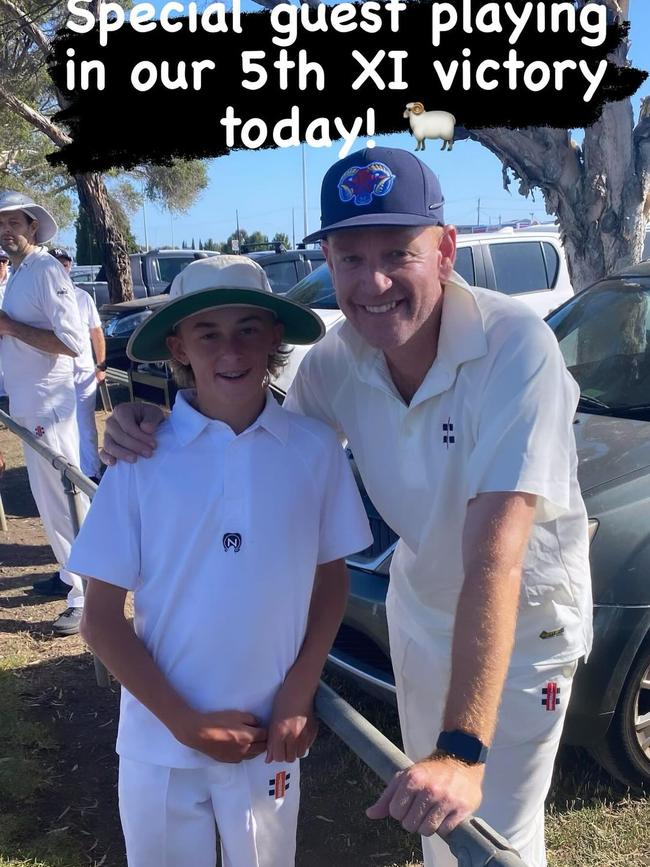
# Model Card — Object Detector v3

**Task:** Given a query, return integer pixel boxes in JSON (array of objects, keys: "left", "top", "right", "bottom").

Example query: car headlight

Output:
[
  {"left": 588, "top": 518, "right": 599, "bottom": 543},
  {"left": 103, "top": 310, "right": 153, "bottom": 338}
]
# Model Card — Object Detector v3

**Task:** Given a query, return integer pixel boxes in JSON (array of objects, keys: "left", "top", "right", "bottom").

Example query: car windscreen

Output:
[
  {"left": 548, "top": 279, "right": 650, "bottom": 417},
  {"left": 284, "top": 263, "right": 338, "bottom": 309}
]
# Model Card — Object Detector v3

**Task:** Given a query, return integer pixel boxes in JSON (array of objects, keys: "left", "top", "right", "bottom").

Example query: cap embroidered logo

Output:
[{"left": 337, "top": 162, "right": 395, "bottom": 206}]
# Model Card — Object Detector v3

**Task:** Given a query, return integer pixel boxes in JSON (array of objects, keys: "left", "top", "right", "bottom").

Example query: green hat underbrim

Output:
[{"left": 127, "top": 287, "right": 326, "bottom": 363}]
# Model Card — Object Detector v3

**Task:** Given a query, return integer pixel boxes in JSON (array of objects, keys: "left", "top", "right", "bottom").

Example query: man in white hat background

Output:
[
  {"left": 101, "top": 147, "right": 592, "bottom": 867},
  {"left": 50, "top": 247, "right": 106, "bottom": 482},
  {"left": 0, "top": 191, "right": 89, "bottom": 636}
]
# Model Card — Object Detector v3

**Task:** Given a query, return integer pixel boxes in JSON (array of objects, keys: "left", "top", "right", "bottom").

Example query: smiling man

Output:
[
  {"left": 102, "top": 147, "right": 592, "bottom": 867},
  {"left": 0, "top": 191, "right": 89, "bottom": 636}
]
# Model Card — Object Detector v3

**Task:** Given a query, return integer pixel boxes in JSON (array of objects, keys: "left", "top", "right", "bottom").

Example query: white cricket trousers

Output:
[
  {"left": 14, "top": 409, "right": 89, "bottom": 608},
  {"left": 389, "top": 618, "right": 578, "bottom": 867},
  {"left": 75, "top": 382, "right": 100, "bottom": 478},
  {"left": 118, "top": 755, "right": 300, "bottom": 867}
]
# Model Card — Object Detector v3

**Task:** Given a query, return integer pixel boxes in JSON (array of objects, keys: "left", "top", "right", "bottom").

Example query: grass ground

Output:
[{"left": 1, "top": 403, "right": 649, "bottom": 866}]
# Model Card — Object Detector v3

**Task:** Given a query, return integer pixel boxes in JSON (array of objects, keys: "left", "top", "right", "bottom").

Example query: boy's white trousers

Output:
[
  {"left": 14, "top": 409, "right": 89, "bottom": 608},
  {"left": 118, "top": 754, "right": 300, "bottom": 867},
  {"left": 389, "top": 617, "right": 579, "bottom": 867}
]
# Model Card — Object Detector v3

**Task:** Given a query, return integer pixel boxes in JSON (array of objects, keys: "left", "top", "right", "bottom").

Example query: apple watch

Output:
[{"left": 435, "top": 729, "right": 489, "bottom": 765}]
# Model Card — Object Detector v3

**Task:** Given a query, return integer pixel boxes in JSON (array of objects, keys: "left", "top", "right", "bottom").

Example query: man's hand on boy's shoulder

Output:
[
  {"left": 175, "top": 709, "right": 268, "bottom": 764},
  {"left": 266, "top": 677, "right": 318, "bottom": 764},
  {"left": 101, "top": 401, "right": 166, "bottom": 466}
]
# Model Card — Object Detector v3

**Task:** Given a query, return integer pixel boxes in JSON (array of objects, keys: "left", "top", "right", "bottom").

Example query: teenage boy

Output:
[{"left": 68, "top": 255, "right": 372, "bottom": 867}]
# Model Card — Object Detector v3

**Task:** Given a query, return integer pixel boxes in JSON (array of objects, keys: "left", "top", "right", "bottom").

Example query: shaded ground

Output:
[{"left": 1, "top": 407, "right": 650, "bottom": 867}]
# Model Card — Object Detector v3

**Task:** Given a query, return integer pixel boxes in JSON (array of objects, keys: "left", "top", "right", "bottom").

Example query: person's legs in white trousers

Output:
[
  {"left": 75, "top": 383, "right": 100, "bottom": 479},
  {"left": 389, "top": 622, "right": 578, "bottom": 867},
  {"left": 118, "top": 754, "right": 300, "bottom": 867},
  {"left": 15, "top": 410, "right": 89, "bottom": 608}
]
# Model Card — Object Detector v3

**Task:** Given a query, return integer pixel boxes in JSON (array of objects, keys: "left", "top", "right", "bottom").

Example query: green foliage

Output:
[
  {"left": 272, "top": 232, "right": 290, "bottom": 249},
  {"left": 144, "top": 161, "right": 209, "bottom": 213}
]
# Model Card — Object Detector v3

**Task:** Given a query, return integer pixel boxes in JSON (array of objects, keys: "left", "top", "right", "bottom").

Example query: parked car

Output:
[
  {"left": 246, "top": 247, "right": 325, "bottom": 294},
  {"left": 70, "top": 264, "right": 102, "bottom": 284},
  {"left": 100, "top": 293, "right": 170, "bottom": 369},
  {"left": 273, "top": 230, "right": 573, "bottom": 392},
  {"left": 320, "top": 261, "right": 650, "bottom": 788},
  {"left": 85, "top": 249, "right": 220, "bottom": 307}
]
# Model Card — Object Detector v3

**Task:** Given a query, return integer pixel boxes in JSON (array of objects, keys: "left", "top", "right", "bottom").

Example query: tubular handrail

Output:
[{"left": 315, "top": 683, "right": 528, "bottom": 867}]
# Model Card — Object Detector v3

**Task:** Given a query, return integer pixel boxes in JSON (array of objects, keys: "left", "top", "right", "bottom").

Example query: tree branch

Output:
[
  {"left": 0, "top": 81, "right": 70, "bottom": 147},
  {"left": 0, "top": 0, "right": 50, "bottom": 58}
]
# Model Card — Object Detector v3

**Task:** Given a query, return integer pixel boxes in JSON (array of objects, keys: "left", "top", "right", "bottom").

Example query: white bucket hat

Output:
[
  {"left": 127, "top": 255, "right": 325, "bottom": 362},
  {"left": 0, "top": 191, "right": 58, "bottom": 245}
]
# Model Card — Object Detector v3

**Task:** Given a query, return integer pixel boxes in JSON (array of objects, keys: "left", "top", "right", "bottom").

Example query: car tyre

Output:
[{"left": 590, "top": 641, "right": 650, "bottom": 789}]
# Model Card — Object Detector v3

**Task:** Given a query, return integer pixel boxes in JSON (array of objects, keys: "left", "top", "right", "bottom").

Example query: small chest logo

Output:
[
  {"left": 56, "top": 288, "right": 67, "bottom": 296},
  {"left": 34, "top": 425, "right": 45, "bottom": 438},
  {"left": 542, "top": 682, "right": 560, "bottom": 711},
  {"left": 442, "top": 418, "right": 455, "bottom": 448},
  {"left": 269, "top": 771, "right": 290, "bottom": 799},
  {"left": 222, "top": 533, "right": 242, "bottom": 553}
]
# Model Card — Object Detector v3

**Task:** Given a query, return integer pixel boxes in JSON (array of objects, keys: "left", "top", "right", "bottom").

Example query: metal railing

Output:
[{"left": 0, "top": 408, "right": 528, "bottom": 867}]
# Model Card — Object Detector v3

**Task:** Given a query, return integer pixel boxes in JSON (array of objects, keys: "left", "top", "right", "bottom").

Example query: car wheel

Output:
[{"left": 591, "top": 642, "right": 650, "bottom": 788}]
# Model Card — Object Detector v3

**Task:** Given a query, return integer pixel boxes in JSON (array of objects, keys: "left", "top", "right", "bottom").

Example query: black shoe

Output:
[
  {"left": 32, "top": 574, "right": 69, "bottom": 598},
  {"left": 52, "top": 607, "right": 83, "bottom": 636}
]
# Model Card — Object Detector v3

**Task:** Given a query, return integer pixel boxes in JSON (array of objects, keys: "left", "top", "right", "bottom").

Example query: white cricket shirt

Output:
[
  {"left": 68, "top": 390, "right": 372, "bottom": 767},
  {"left": 73, "top": 286, "right": 101, "bottom": 389},
  {"left": 1, "top": 248, "right": 83, "bottom": 417},
  {"left": 285, "top": 272, "right": 593, "bottom": 664}
]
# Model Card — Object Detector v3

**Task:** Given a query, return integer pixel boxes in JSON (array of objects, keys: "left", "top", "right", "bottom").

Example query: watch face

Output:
[{"left": 436, "top": 730, "right": 488, "bottom": 764}]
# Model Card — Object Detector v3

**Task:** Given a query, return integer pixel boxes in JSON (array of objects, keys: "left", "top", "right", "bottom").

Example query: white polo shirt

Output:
[
  {"left": 285, "top": 272, "right": 593, "bottom": 665},
  {"left": 74, "top": 286, "right": 101, "bottom": 388},
  {"left": 68, "top": 390, "right": 372, "bottom": 768},
  {"left": 1, "top": 247, "right": 83, "bottom": 417}
]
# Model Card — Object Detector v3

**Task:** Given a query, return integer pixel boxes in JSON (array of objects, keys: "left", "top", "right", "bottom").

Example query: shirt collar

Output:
[
  {"left": 337, "top": 270, "right": 488, "bottom": 404},
  {"left": 170, "top": 388, "right": 289, "bottom": 447},
  {"left": 15, "top": 246, "right": 47, "bottom": 272}
]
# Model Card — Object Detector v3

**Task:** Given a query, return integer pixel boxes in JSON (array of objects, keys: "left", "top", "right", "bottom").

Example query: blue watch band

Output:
[{"left": 436, "top": 729, "right": 489, "bottom": 765}]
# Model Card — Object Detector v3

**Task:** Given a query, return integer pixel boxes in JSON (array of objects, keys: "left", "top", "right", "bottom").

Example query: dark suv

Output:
[{"left": 246, "top": 248, "right": 325, "bottom": 294}]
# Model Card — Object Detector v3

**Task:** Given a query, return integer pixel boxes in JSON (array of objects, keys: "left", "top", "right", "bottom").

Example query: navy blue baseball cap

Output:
[{"left": 303, "top": 147, "right": 445, "bottom": 244}]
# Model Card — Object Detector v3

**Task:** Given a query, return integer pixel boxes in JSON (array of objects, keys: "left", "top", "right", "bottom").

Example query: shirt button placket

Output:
[{"left": 222, "top": 435, "right": 246, "bottom": 549}]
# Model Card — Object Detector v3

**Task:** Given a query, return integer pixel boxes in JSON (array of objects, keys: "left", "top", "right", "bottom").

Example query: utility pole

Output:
[
  {"left": 142, "top": 186, "right": 149, "bottom": 252},
  {"left": 301, "top": 144, "right": 308, "bottom": 240},
  {"left": 236, "top": 209, "right": 241, "bottom": 253},
  {"left": 292, "top": 207, "right": 296, "bottom": 249},
  {"left": 476, "top": 197, "right": 481, "bottom": 227}
]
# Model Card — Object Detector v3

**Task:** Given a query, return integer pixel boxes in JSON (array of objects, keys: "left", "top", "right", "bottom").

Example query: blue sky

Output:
[{"left": 58, "top": 0, "right": 650, "bottom": 253}]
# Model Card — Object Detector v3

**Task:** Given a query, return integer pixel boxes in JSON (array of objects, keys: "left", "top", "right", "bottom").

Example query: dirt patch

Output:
[{"left": 0, "top": 413, "right": 421, "bottom": 867}]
